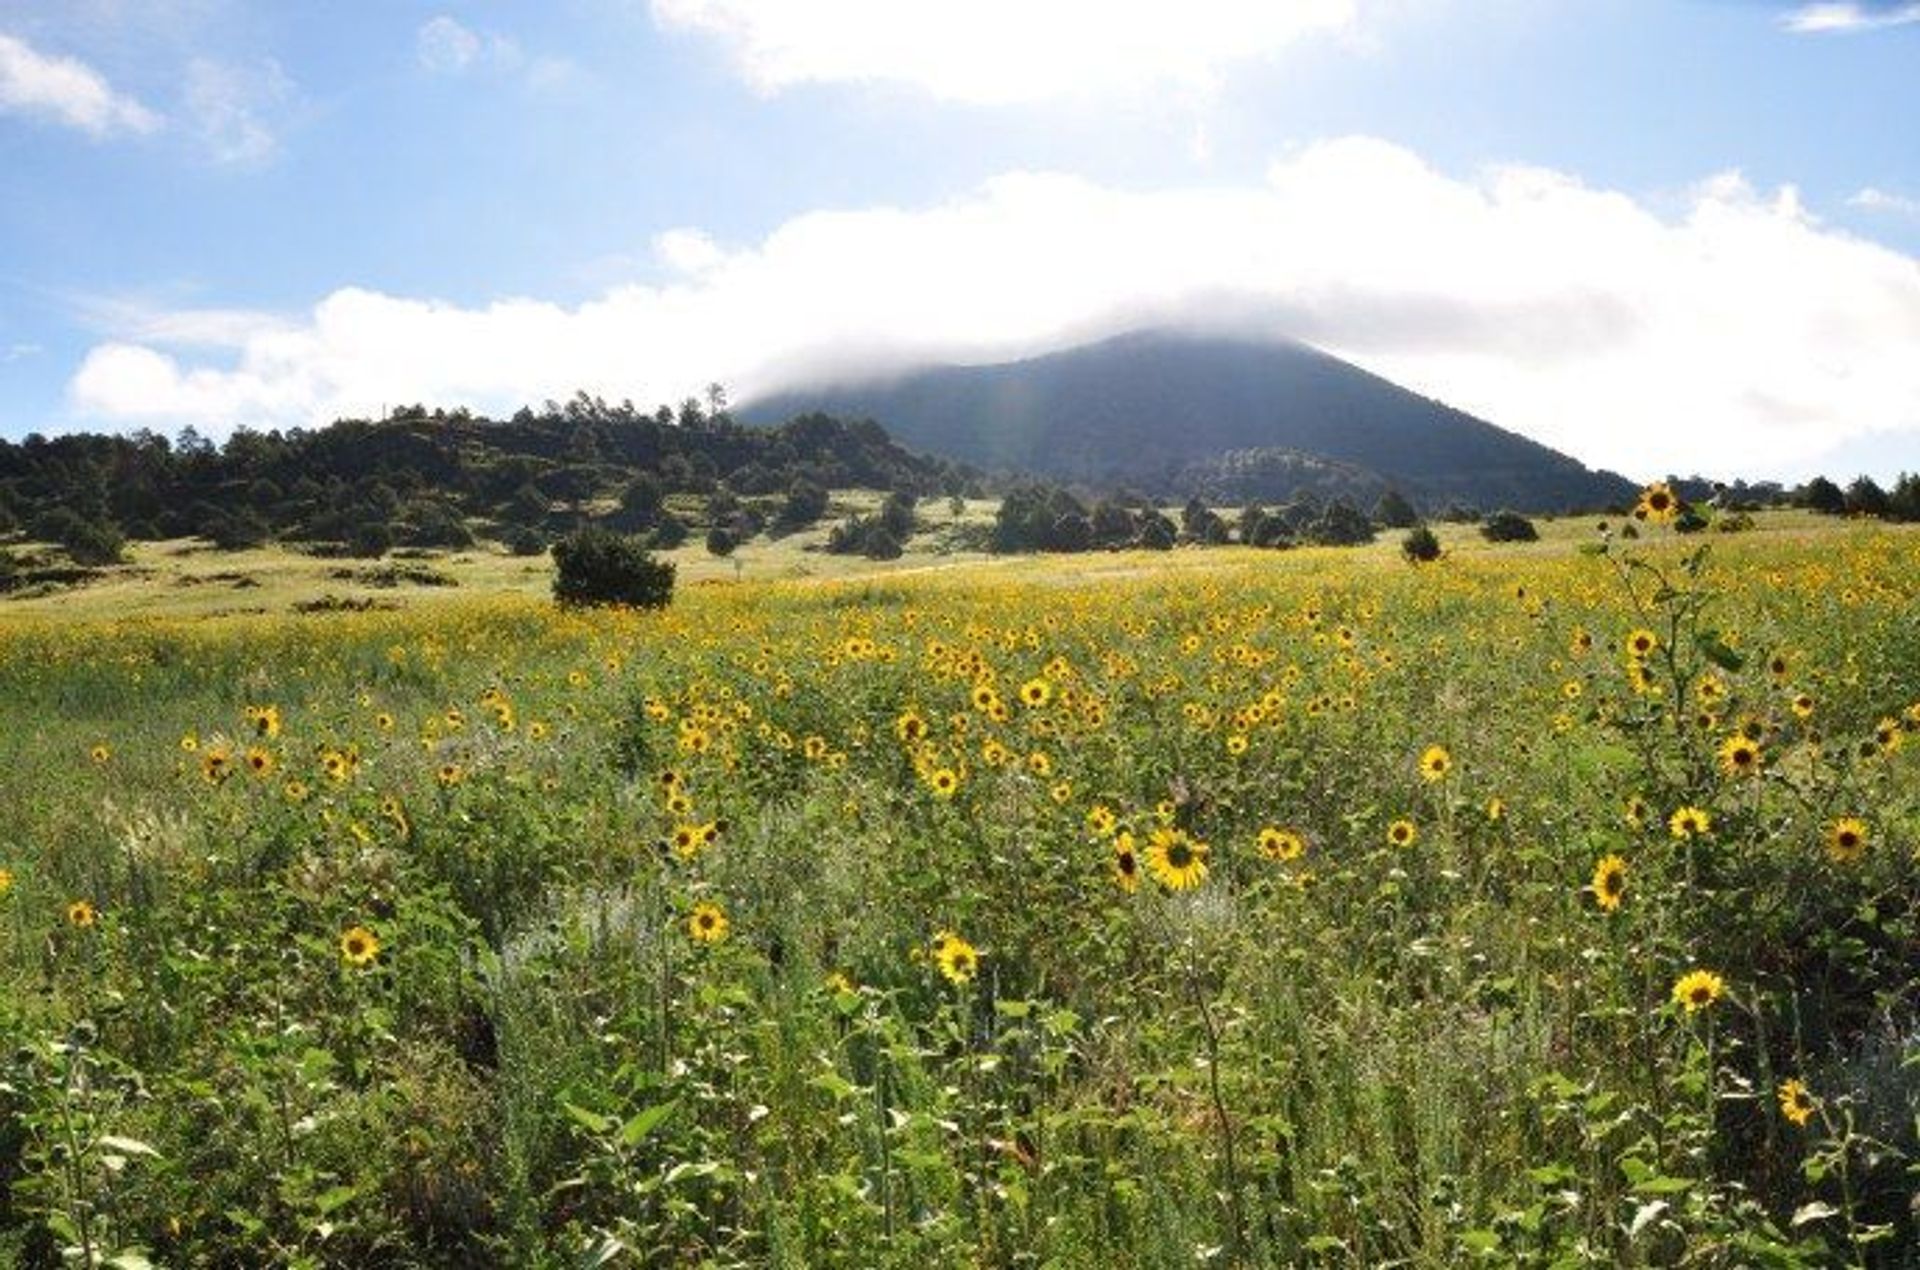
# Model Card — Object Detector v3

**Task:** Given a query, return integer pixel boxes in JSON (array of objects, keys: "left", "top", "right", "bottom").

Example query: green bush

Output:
[
  {"left": 551, "top": 528, "right": 675, "bottom": 609},
  {"left": 1480, "top": 509, "right": 1539, "bottom": 542},
  {"left": 1402, "top": 525, "right": 1442, "bottom": 562}
]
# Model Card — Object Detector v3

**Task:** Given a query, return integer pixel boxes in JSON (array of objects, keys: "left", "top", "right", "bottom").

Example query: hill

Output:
[{"left": 746, "top": 329, "right": 1637, "bottom": 512}]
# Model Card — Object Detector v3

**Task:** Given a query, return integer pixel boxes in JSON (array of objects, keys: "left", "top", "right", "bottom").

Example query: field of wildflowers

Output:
[{"left": 1, "top": 512, "right": 1915, "bottom": 1266}]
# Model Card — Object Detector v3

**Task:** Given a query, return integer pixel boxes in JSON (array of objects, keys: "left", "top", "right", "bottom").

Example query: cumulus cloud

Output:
[
  {"left": 0, "top": 30, "right": 161, "bottom": 137},
  {"left": 649, "top": 0, "right": 1357, "bottom": 103},
  {"left": 1781, "top": 3, "right": 1920, "bottom": 32},
  {"left": 67, "top": 138, "right": 1920, "bottom": 480}
]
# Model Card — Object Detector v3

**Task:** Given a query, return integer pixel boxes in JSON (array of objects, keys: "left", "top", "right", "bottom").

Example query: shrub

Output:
[
  {"left": 347, "top": 520, "right": 394, "bottom": 559},
  {"left": 705, "top": 526, "right": 738, "bottom": 557},
  {"left": 502, "top": 525, "right": 547, "bottom": 557},
  {"left": 1480, "top": 510, "right": 1539, "bottom": 543},
  {"left": 1402, "top": 525, "right": 1442, "bottom": 562},
  {"left": 551, "top": 528, "right": 676, "bottom": 609},
  {"left": 33, "top": 506, "right": 125, "bottom": 566}
]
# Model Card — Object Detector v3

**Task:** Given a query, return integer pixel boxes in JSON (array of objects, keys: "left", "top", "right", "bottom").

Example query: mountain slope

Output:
[{"left": 747, "top": 330, "right": 1635, "bottom": 511}]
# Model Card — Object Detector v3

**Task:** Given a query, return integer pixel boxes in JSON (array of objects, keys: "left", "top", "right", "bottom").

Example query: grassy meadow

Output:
[{"left": 1, "top": 511, "right": 1917, "bottom": 1267}]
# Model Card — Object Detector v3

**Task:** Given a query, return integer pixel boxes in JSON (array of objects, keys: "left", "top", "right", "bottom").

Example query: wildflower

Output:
[
  {"left": 1668, "top": 806, "right": 1711, "bottom": 840},
  {"left": 895, "top": 711, "right": 929, "bottom": 744},
  {"left": 1019, "top": 678, "right": 1052, "bottom": 708},
  {"left": 67, "top": 899, "right": 97, "bottom": 928},
  {"left": 340, "top": 925, "right": 380, "bottom": 966},
  {"left": 1635, "top": 482, "right": 1679, "bottom": 523},
  {"left": 245, "top": 746, "right": 275, "bottom": 778},
  {"left": 436, "top": 763, "right": 464, "bottom": 788},
  {"left": 926, "top": 768, "right": 960, "bottom": 799},
  {"left": 1671, "top": 969, "right": 1725, "bottom": 1013},
  {"left": 1486, "top": 797, "right": 1506, "bottom": 822},
  {"left": 1873, "top": 717, "right": 1902, "bottom": 754},
  {"left": 1591, "top": 855, "right": 1627, "bottom": 913},
  {"left": 1777, "top": 1079, "right": 1815, "bottom": 1127},
  {"left": 1085, "top": 805, "right": 1118, "bottom": 838},
  {"left": 1716, "top": 734, "right": 1762, "bottom": 779},
  {"left": 1626, "top": 629, "right": 1658, "bottom": 659},
  {"left": 1387, "top": 818, "right": 1418, "bottom": 848},
  {"left": 89, "top": 743, "right": 111, "bottom": 765},
  {"left": 201, "top": 747, "right": 234, "bottom": 784},
  {"left": 1418, "top": 745, "right": 1452, "bottom": 781},
  {"left": 180, "top": 732, "right": 199, "bottom": 752},
  {"left": 0, "top": 868, "right": 12, "bottom": 898},
  {"left": 247, "top": 705, "right": 282, "bottom": 739},
  {"left": 283, "top": 779, "right": 309, "bottom": 803},
  {"left": 1256, "top": 826, "right": 1306, "bottom": 862},
  {"left": 1110, "top": 834, "right": 1142, "bottom": 893},
  {"left": 1624, "top": 795, "right": 1650, "bottom": 830},
  {"left": 1146, "top": 826, "right": 1209, "bottom": 890},
  {"left": 1790, "top": 693, "right": 1815, "bottom": 720},
  {"left": 934, "top": 930, "right": 979, "bottom": 983},
  {"left": 688, "top": 902, "right": 730, "bottom": 945},
  {"left": 1823, "top": 817, "right": 1868, "bottom": 864}
]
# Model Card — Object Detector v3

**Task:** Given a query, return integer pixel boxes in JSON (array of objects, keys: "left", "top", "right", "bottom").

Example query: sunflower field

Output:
[{"left": 1, "top": 515, "right": 1917, "bottom": 1267}]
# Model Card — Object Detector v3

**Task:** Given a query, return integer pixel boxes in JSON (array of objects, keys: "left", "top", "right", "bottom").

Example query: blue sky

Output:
[{"left": 2, "top": 0, "right": 1918, "bottom": 480}]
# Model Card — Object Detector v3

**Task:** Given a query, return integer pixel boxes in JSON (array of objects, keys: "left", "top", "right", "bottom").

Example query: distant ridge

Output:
[{"left": 748, "top": 329, "right": 1636, "bottom": 512}]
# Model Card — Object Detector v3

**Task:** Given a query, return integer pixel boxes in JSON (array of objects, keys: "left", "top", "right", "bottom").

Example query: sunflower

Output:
[
  {"left": 1019, "top": 678, "right": 1052, "bottom": 708},
  {"left": 66, "top": 899, "right": 97, "bottom": 928},
  {"left": 1591, "top": 854, "right": 1627, "bottom": 913},
  {"left": 374, "top": 711, "right": 396, "bottom": 732},
  {"left": 1668, "top": 806, "right": 1711, "bottom": 840},
  {"left": 1671, "top": 968, "right": 1725, "bottom": 1013},
  {"left": 1085, "top": 805, "right": 1118, "bottom": 838},
  {"left": 926, "top": 768, "right": 960, "bottom": 799},
  {"left": 1776, "top": 1078, "right": 1815, "bottom": 1127},
  {"left": 340, "top": 924, "right": 380, "bottom": 966},
  {"left": 1110, "top": 835, "right": 1142, "bottom": 893},
  {"left": 1486, "top": 797, "right": 1506, "bottom": 822},
  {"left": 1417, "top": 745, "right": 1452, "bottom": 782},
  {"left": 1716, "top": 734, "right": 1762, "bottom": 778},
  {"left": 935, "top": 932, "right": 979, "bottom": 984},
  {"left": 89, "top": 743, "right": 111, "bottom": 765},
  {"left": 283, "top": 779, "right": 310, "bottom": 803},
  {"left": 1790, "top": 692, "right": 1815, "bottom": 720},
  {"left": 179, "top": 732, "right": 199, "bottom": 752},
  {"left": 1823, "top": 816, "right": 1868, "bottom": 864},
  {"left": 1766, "top": 652, "right": 1791, "bottom": 681},
  {"left": 245, "top": 746, "right": 275, "bottom": 778},
  {"left": 1027, "top": 751, "right": 1053, "bottom": 778},
  {"left": 670, "top": 823, "right": 704, "bottom": 859},
  {"left": 1387, "top": 818, "right": 1418, "bottom": 848},
  {"left": 201, "top": 747, "right": 234, "bottom": 784},
  {"left": 0, "top": 868, "right": 12, "bottom": 899},
  {"left": 1624, "top": 795, "right": 1649, "bottom": 830},
  {"left": 1873, "top": 717, "right": 1902, "bottom": 754},
  {"left": 1625, "top": 629, "right": 1658, "bottom": 659},
  {"left": 895, "top": 711, "right": 929, "bottom": 744},
  {"left": 1635, "top": 482, "right": 1679, "bottom": 523},
  {"left": 1146, "top": 826, "right": 1209, "bottom": 890},
  {"left": 1225, "top": 733, "right": 1249, "bottom": 756},
  {"left": 247, "top": 705, "right": 282, "bottom": 739},
  {"left": 688, "top": 902, "right": 730, "bottom": 945},
  {"left": 1251, "top": 826, "right": 1301, "bottom": 862},
  {"left": 436, "top": 762, "right": 465, "bottom": 788},
  {"left": 320, "top": 750, "right": 349, "bottom": 782}
]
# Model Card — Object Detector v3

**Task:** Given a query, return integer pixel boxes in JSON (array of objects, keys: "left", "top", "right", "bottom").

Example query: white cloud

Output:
[
  {"left": 1782, "top": 3, "right": 1920, "bottom": 32},
  {"left": 649, "top": 0, "right": 1357, "bottom": 103},
  {"left": 417, "top": 15, "right": 529, "bottom": 76},
  {"left": 1849, "top": 186, "right": 1920, "bottom": 216},
  {"left": 66, "top": 138, "right": 1920, "bottom": 480},
  {"left": 0, "top": 30, "right": 161, "bottom": 137},
  {"left": 185, "top": 57, "right": 292, "bottom": 165}
]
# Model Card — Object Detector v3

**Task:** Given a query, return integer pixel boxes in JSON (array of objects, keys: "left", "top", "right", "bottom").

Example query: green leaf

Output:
[
  {"left": 619, "top": 1100, "right": 678, "bottom": 1147},
  {"left": 1632, "top": 1175, "right": 1693, "bottom": 1195},
  {"left": 562, "top": 1102, "right": 612, "bottom": 1135},
  {"left": 1791, "top": 1201, "right": 1840, "bottom": 1227},
  {"left": 1695, "top": 630, "right": 1745, "bottom": 671},
  {"left": 96, "top": 1135, "right": 161, "bottom": 1158}
]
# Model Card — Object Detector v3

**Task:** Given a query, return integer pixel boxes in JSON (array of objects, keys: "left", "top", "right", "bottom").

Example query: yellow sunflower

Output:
[
  {"left": 1776, "top": 1078, "right": 1815, "bottom": 1127},
  {"left": 1256, "top": 826, "right": 1306, "bottom": 862},
  {"left": 1635, "top": 482, "right": 1679, "bottom": 523},
  {"left": 1110, "top": 834, "right": 1142, "bottom": 893},
  {"left": 66, "top": 899, "right": 97, "bottom": 928},
  {"left": 1625, "top": 628, "right": 1658, "bottom": 660},
  {"left": 1146, "top": 826, "right": 1209, "bottom": 890},
  {"left": 1591, "top": 854, "right": 1627, "bottom": 913},
  {"left": 1668, "top": 806, "right": 1711, "bottom": 840},
  {"left": 1716, "top": 734, "right": 1762, "bottom": 779},
  {"left": 339, "top": 924, "right": 380, "bottom": 966},
  {"left": 688, "top": 901, "right": 730, "bottom": 945},
  {"left": 1417, "top": 745, "right": 1452, "bottom": 782},
  {"left": 1823, "top": 817, "right": 1868, "bottom": 864},
  {"left": 935, "top": 931, "right": 979, "bottom": 984},
  {"left": 1387, "top": 818, "right": 1418, "bottom": 848},
  {"left": 1671, "top": 968, "right": 1725, "bottom": 1013}
]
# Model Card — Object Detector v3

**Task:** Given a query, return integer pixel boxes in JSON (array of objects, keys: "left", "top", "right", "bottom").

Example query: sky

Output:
[{"left": 2, "top": 1, "right": 1918, "bottom": 482}]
